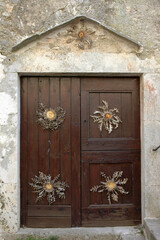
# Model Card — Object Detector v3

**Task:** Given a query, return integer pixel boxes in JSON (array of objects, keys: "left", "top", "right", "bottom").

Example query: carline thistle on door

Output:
[
  {"left": 90, "top": 100, "right": 122, "bottom": 133},
  {"left": 36, "top": 103, "right": 66, "bottom": 130},
  {"left": 90, "top": 171, "right": 128, "bottom": 205},
  {"left": 29, "top": 172, "right": 69, "bottom": 205}
]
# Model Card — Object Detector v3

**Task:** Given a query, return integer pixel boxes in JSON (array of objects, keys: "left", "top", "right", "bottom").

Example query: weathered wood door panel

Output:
[
  {"left": 21, "top": 76, "right": 140, "bottom": 227},
  {"left": 81, "top": 151, "right": 141, "bottom": 226},
  {"left": 81, "top": 77, "right": 141, "bottom": 226},
  {"left": 21, "top": 77, "right": 80, "bottom": 227},
  {"left": 81, "top": 77, "right": 140, "bottom": 151}
]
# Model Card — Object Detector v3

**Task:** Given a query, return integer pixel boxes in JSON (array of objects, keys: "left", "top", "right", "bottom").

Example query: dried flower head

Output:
[
  {"left": 90, "top": 171, "right": 128, "bottom": 205},
  {"left": 90, "top": 100, "right": 122, "bottom": 133},
  {"left": 29, "top": 172, "right": 69, "bottom": 205},
  {"left": 36, "top": 103, "right": 66, "bottom": 131}
]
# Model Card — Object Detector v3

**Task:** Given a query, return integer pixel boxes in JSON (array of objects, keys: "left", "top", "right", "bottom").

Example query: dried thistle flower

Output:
[
  {"left": 36, "top": 103, "right": 66, "bottom": 131},
  {"left": 90, "top": 100, "right": 122, "bottom": 133},
  {"left": 29, "top": 172, "right": 69, "bottom": 205},
  {"left": 90, "top": 171, "right": 128, "bottom": 205}
]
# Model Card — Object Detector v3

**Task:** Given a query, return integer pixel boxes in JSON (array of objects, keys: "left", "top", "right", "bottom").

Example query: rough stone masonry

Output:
[{"left": 0, "top": 0, "right": 160, "bottom": 233}]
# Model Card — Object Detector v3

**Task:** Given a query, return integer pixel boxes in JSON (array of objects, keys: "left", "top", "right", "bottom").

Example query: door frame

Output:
[{"left": 19, "top": 73, "right": 143, "bottom": 227}]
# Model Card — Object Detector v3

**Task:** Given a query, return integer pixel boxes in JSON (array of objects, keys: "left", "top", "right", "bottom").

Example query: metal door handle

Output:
[{"left": 152, "top": 145, "right": 160, "bottom": 151}]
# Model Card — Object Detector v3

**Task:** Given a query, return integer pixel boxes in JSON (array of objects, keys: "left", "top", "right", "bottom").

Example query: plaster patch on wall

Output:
[
  {"left": 143, "top": 74, "right": 160, "bottom": 122},
  {"left": 139, "top": 56, "right": 160, "bottom": 74},
  {"left": 0, "top": 134, "right": 7, "bottom": 145},
  {"left": 145, "top": 185, "right": 160, "bottom": 218},
  {"left": 143, "top": 121, "right": 160, "bottom": 184},
  {"left": 0, "top": 151, "right": 17, "bottom": 184},
  {"left": 0, "top": 93, "right": 17, "bottom": 125},
  {"left": 0, "top": 109, "right": 18, "bottom": 184},
  {"left": 0, "top": 184, "right": 18, "bottom": 233},
  {"left": 9, "top": 51, "right": 142, "bottom": 73}
]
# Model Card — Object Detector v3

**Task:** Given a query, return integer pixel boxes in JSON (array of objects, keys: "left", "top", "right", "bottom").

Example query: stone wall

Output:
[{"left": 0, "top": 0, "right": 160, "bottom": 233}]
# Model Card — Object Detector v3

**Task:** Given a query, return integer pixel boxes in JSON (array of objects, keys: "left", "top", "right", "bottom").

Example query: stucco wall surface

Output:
[{"left": 0, "top": 0, "right": 160, "bottom": 233}]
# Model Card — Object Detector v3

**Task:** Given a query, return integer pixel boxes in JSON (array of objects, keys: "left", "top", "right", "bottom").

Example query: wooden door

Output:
[
  {"left": 21, "top": 76, "right": 141, "bottom": 228},
  {"left": 21, "top": 77, "right": 80, "bottom": 227},
  {"left": 81, "top": 77, "right": 141, "bottom": 226}
]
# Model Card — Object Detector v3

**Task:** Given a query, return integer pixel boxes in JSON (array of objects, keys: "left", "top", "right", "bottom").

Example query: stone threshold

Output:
[
  {"left": 1, "top": 226, "right": 145, "bottom": 240},
  {"left": 144, "top": 218, "right": 160, "bottom": 240}
]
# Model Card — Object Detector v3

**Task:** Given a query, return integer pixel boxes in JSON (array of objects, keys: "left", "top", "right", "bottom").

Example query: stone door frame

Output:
[{"left": 14, "top": 72, "right": 144, "bottom": 229}]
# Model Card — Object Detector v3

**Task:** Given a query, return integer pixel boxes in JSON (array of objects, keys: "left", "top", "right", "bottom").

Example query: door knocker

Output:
[{"left": 36, "top": 103, "right": 66, "bottom": 130}]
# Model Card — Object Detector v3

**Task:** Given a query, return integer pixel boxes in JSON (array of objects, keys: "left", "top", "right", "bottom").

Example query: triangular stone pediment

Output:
[{"left": 12, "top": 16, "right": 142, "bottom": 54}]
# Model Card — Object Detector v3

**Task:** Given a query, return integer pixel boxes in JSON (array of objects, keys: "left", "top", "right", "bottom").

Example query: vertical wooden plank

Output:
[
  {"left": 90, "top": 163, "right": 101, "bottom": 205},
  {"left": 71, "top": 77, "right": 81, "bottom": 226},
  {"left": 49, "top": 78, "right": 60, "bottom": 178},
  {"left": 81, "top": 91, "right": 89, "bottom": 149},
  {"left": 20, "top": 77, "right": 28, "bottom": 226},
  {"left": 60, "top": 77, "right": 71, "bottom": 204},
  {"left": 82, "top": 162, "right": 89, "bottom": 207},
  {"left": 38, "top": 77, "right": 50, "bottom": 175},
  {"left": 121, "top": 93, "right": 132, "bottom": 137},
  {"left": 27, "top": 77, "right": 39, "bottom": 205},
  {"left": 133, "top": 160, "right": 141, "bottom": 207},
  {"left": 132, "top": 80, "right": 140, "bottom": 139},
  {"left": 89, "top": 93, "right": 101, "bottom": 138}
]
